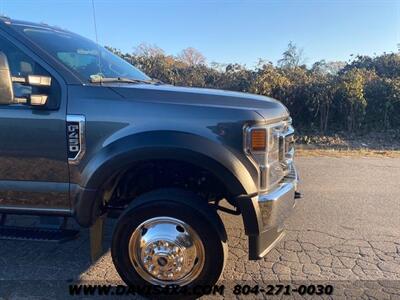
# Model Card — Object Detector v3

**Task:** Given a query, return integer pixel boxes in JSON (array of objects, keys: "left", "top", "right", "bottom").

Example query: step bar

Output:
[
  {"left": 0, "top": 206, "right": 72, "bottom": 217},
  {"left": 0, "top": 225, "right": 79, "bottom": 243}
]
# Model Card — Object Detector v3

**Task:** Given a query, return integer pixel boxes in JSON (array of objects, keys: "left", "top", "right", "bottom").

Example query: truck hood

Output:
[{"left": 110, "top": 84, "right": 289, "bottom": 122}]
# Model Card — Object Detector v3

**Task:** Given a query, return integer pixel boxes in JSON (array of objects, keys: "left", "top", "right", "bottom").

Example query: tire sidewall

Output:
[{"left": 111, "top": 199, "right": 226, "bottom": 291}]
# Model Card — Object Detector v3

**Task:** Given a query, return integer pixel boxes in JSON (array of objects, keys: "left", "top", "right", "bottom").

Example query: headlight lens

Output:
[{"left": 244, "top": 124, "right": 285, "bottom": 190}]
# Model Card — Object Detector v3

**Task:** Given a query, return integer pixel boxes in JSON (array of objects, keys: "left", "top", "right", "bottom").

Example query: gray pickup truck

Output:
[{"left": 0, "top": 17, "right": 300, "bottom": 293}]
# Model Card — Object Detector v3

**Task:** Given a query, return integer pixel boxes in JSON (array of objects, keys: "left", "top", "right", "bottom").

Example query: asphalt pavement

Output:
[{"left": 0, "top": 156, "right": 399, "bottom": 299}]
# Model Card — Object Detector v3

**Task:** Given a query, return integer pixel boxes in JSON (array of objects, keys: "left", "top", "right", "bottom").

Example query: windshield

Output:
[{"left": 12, "top": 24, "right": 151, "bottom": 82}]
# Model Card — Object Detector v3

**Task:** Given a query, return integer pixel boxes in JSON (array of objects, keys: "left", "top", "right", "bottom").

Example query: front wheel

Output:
[{"left": 111, "top": 189, "right": 228, "bottom": 297}]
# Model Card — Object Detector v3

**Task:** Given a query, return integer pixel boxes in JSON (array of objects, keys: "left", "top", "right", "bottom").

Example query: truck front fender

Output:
[{"left": 72, "top": 131, "right": 259, "bottom": 227}]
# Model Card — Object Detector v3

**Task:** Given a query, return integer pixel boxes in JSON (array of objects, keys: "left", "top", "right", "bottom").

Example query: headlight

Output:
[{"left": 244, "top": 123, "right": 285, "bottom": 190}]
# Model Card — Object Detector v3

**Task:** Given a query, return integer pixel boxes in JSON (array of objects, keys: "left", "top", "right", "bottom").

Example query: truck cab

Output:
[{"left": 0, "top": 17, "right": 300, "bottom": 295}]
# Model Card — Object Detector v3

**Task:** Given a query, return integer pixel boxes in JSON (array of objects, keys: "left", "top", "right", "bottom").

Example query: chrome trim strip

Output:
[
  {"left": 279, "top": 124, "right": 295, "bottom": 172},
  {"left": 67, "top": 115, "right": 86, "bottom": 165}
]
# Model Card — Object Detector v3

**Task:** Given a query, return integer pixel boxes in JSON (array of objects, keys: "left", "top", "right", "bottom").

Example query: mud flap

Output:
[{"left": 89, "top": 213, "right": 107, "bottom": 262}]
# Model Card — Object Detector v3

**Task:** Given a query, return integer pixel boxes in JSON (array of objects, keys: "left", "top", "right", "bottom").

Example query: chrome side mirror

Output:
[
  {"left": 14, "top": 94, "right": 48, "bottom": 106},
  {"left": 12, "top": 75, "right": 52, "bottom": 87},
  {"left": 0, "top": 51, "right": 50, "bottom": 107},
  {"left": 27, "top": 75, "right": 52, "bottom": 86},
  {"left": 30, "top": 94, "right": 48, "bottom": 106},
  {"left": 11, "top": 75, "right": 51, "bottom": 107}
]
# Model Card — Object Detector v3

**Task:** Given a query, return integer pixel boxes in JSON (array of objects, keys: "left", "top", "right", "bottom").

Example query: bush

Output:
[{"left": 106, "top": 44, "right": 400, "bottom": 134}]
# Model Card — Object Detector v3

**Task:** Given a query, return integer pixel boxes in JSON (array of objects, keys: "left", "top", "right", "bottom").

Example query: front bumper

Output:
[
  {"left": 247, "top": 165, "right": 299, "bottom": 260},
  {"left": 258, "top": 166, "right": 298, "bottom": 230}
]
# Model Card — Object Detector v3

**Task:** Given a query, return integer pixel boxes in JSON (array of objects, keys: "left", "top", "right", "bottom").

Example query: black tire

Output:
[{"left": 111, "top": 188, "right": 228, "bottom": 299}]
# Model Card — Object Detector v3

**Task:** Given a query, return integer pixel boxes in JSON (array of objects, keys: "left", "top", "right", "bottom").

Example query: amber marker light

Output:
[{"left": 251, "top": 128, "right": 266, "bottom": 151}]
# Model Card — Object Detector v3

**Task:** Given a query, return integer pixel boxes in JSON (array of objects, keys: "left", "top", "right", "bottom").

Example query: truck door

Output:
[{"left": 0, "top": 33, "right": 70, "bottom": 212}]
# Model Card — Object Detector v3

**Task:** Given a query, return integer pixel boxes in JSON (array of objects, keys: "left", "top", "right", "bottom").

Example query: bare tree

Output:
[
  {"left": 178, "top": 47, "right": 206, "bottom": 66},
  {"left": 312, "top": 60, "right": 346, "bottom": 75},
  {"left": 278, "top": 41, "right": 305, "bottom": 69},
  {"left": 134, "top": 42, "right": 164, "bottom": 57}
]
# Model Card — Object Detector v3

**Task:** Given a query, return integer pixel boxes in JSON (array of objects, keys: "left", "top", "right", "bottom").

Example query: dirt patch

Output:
[
  {"left": 296, "top": 131, "right": 400, "bottom": 157},
  {"left": 296, "top": 148, "right": 400, "bottom": 158},
  {"left": 297, "top": 130, "right": 400, "bottom": 151}
]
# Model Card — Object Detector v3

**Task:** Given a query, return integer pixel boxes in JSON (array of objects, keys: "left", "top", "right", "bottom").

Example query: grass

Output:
[{"left": 296, "top": 148, "right": 400, "bottom": 158}]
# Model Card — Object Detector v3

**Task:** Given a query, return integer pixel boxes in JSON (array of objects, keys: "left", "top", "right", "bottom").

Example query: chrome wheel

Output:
[{"left": 128, "top": 217, "right": 205, "bottom": 286}]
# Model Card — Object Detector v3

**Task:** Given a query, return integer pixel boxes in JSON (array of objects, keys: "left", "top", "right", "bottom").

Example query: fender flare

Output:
[{"left": 73, "top": 131, "right": 259, "bottom": 228}]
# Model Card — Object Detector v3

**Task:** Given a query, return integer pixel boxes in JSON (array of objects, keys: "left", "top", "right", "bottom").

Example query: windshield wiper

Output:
[{"left": 90, "top": 76, "right": 163, "bottom": 85}]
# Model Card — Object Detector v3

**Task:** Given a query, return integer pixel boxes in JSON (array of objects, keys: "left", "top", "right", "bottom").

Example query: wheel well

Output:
[{"left": 99, "top": 159, "right": 232, "bottom": 211}]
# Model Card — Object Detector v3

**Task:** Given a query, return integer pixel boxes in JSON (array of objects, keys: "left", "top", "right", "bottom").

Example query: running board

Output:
[{"left": 0, "top": 225, "right": 79, "bottom": 243}]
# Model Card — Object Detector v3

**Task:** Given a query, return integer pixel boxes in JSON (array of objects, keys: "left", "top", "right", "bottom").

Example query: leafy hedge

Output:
[{"left": 107, "top": 43, "right": 400, "bottom": 134}]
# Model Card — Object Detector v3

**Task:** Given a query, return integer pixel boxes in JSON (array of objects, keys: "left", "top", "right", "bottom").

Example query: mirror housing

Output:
[
  {"left": 0, "top": 52, "right": 14, "bottom": 105},
  {"left": 30, "top": 94, "right": 48, "bottom": 106},
  {"left": 13, "top": 75, "right": 52, "bottom": 87},
  {"left": 28, "top": 75, "right": 52, "bottom": 86},
  {"left": 13, "top": 94, "right": 48, "bottom": 106},
  {"left": 0, "top": 52, "right": 50, "bottom": 107}
]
